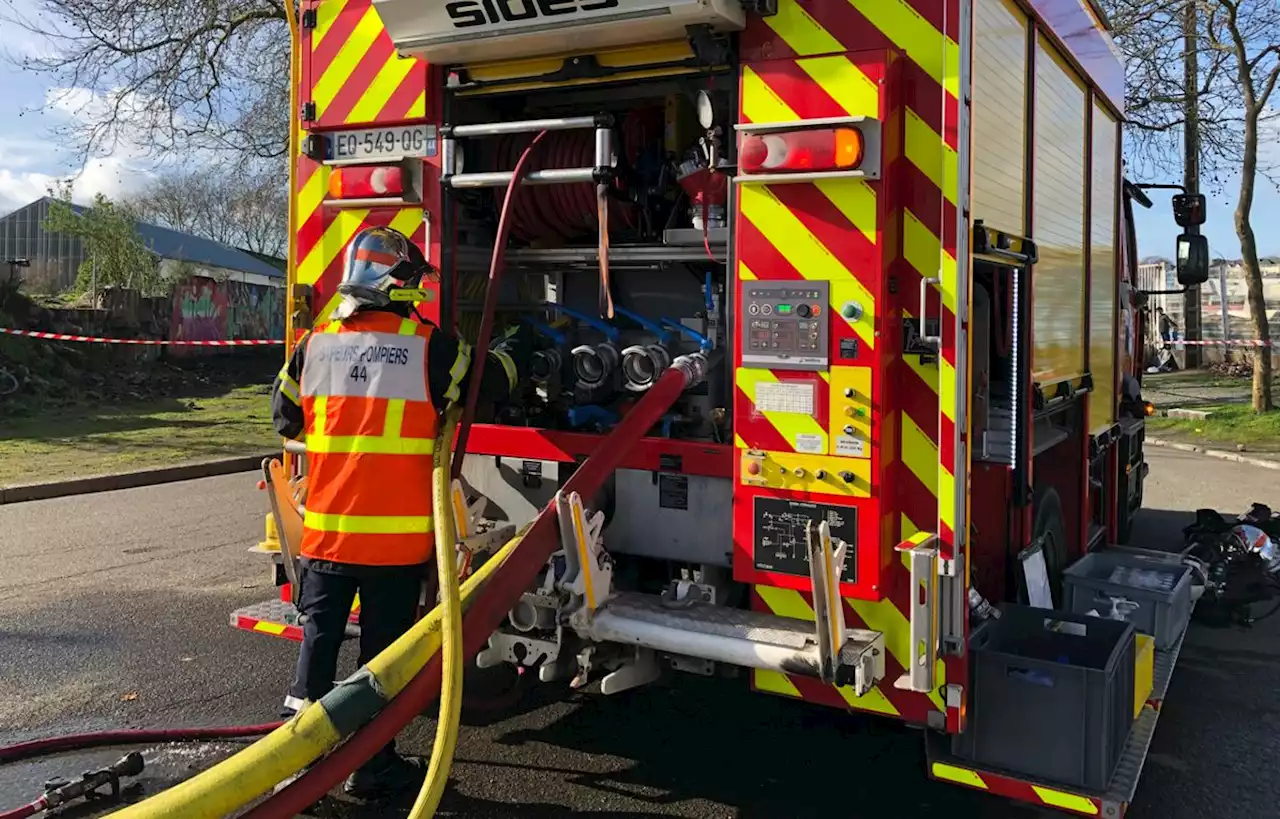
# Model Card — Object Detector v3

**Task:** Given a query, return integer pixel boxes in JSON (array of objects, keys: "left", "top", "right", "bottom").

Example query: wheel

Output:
[{"left": 1031, "top": 486, "right": 1068, "bottom": 606}]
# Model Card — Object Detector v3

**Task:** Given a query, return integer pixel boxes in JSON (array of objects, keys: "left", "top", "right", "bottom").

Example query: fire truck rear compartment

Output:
[
  {"left": 445, "top": 75, "right": 735, "bottom": 576},
  {"left": 429, "top": 57, "right": 895, "bottom": 701}
]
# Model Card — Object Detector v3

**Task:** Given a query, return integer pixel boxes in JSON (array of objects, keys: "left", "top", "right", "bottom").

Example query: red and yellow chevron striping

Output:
[
  {"left": 734, "top": 0, "right": 966, "bottom": 728},
  {"left": 302, "top": 0, "right": 427, "bottom": 128},
  {"left": 930, "top": 762, "right": 1104, "bottom": 816}
]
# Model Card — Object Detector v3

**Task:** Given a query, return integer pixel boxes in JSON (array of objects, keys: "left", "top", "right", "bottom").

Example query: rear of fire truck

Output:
[{"left": 232, "top": 1, "right": 1194, "bottom": 815}]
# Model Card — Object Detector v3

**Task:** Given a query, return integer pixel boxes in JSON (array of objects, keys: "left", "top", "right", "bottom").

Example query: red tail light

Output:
[
  {"left": 739, "top": 128, "right": 864, "bottom": 174},
  {"left": 327, "top": 165, "right": 405, "bottom": 200}
]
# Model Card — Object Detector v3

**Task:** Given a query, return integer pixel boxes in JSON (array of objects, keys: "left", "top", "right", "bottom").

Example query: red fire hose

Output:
[
  {"left": 0, "top": 723, "right": 282, "bottom": 766},
  {"left": 452, "top": 131, "right": 547, "bottom": 478},
  {"left": 245, "top": 360, "right": 700, "bottom": 816},
  {"left": 0, "top": 798, "right": 46, "bottom": 819}
]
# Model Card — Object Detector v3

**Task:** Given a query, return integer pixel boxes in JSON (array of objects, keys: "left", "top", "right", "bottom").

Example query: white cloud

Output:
[
  {"left": 0, "top": 167, "right": 56, "bottom": 214},
  {"left": 0, "top": 84, "right": 163, "bottom": 214}
]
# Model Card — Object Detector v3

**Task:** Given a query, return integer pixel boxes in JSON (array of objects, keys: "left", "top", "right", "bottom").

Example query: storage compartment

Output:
[
  {"left": 1063, "top": 551, "right": 1192, "bottom": 649},
  {"left": 955, "top": 605, "right": 1136, "bottom": 792}
]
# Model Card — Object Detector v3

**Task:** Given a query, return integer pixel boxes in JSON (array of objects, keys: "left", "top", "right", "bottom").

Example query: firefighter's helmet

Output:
[{"left": 334, "top": 227, "right": 436, "bottom": 318}]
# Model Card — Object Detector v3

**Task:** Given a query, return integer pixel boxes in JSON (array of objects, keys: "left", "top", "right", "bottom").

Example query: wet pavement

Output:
[{"left": 1, "top": 452, "right": 1278, "bottom": 817}]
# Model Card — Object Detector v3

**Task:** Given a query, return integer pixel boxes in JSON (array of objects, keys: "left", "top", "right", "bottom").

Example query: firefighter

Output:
[{"left": 270, "top": 225, "right": 529, "bottom": 799}]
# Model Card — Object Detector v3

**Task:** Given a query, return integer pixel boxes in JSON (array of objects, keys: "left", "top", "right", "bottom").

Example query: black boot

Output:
[{"left": 343, "top": 752, "right": 427, "bottom": 800}]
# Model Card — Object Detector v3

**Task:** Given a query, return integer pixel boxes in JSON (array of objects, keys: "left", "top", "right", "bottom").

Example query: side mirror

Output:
[
  {"left": 1176, "top": 233, "right": 1209, "bottom": 286},
  {"left": 1172, "top": 193, "right": 1206, "bottom": 227}
]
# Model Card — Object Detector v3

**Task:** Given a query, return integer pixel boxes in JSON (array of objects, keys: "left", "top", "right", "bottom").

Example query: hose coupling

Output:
[{"left": 671, "top": 352, "right": 711, "bottom": 390}]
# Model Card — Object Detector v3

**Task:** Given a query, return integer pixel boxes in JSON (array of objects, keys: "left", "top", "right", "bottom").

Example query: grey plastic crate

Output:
[
  {"left": 1063, "top": 551, "right": 1192, "bottom": 649},
  {"left": 954, "top": 605, "right": 1136, "bottom": 792}
]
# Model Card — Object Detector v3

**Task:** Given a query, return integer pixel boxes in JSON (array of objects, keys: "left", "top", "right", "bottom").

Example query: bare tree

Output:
[
  {"left": 1104, "top": 1, "right": 1243, "bottom": 184},
  {"left": 1103, "top": 0, "right": 1278, "bottom": 411},
  {"left": 1, "top": 0, "right": 290, "bottom": 163},
  {"left": 1203, "top": 0, "right": 1279, "bottom": 412},
  {"left": 129, "top": 162, "right": 288, "bottom": 257}
]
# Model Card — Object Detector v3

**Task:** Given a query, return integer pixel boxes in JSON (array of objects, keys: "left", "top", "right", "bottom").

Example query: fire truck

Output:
[{"left": 232, "top": 0, "right": 1212, "bottom": 814}]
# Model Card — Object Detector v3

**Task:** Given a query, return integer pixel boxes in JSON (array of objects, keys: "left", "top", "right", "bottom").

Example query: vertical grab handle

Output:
[
  {"left": 919, "top": 276, "right": 942, "bottom": 349},
  {"left": 894, "top": 533, "right": 940, "bottom": 693}
]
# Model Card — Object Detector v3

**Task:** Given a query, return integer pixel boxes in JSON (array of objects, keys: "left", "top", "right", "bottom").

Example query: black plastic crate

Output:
[
  {"left": 954, "top": 605, "right": 1136, "bottom": 792},
  {"left": 1063, "top": 551, "right": 1192, "bottom": 649}
]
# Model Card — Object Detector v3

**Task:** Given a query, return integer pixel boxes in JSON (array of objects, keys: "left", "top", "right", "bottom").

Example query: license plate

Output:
[{"left": 328, "top": 125, "right": 437, "bottom": 163}]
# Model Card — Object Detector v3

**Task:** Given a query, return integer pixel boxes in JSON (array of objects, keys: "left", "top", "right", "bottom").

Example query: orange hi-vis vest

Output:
[{"left": 299, "top": 311, "right": 446, "bottom": 567}]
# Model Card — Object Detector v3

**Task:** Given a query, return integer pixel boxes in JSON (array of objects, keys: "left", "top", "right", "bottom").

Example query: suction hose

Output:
[{"left": 245, "top": 353, "right": 709, "bottom": 817}]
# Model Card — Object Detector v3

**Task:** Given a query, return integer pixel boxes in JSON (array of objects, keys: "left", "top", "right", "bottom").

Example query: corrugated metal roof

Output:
[{"left": 13, "top": 197, "right": 285, "bottom": 279}]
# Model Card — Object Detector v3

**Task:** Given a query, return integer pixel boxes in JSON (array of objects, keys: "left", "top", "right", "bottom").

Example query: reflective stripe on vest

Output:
[{"left": 303, "top": 511, "right": 433, "bottom": 535}]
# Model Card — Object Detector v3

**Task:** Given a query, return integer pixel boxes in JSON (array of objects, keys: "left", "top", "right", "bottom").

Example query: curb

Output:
[
  {"left": 0, "top": 454, "right": 277, "bottom": 505},
  {"left": 1146, "top": 437, "right": 1280, "bottom": 471}
]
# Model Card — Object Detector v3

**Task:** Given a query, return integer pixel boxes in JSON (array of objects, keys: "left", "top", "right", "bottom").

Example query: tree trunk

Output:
[{"left": 1235, "top": 111, "right": 1274, "bottom": 412}]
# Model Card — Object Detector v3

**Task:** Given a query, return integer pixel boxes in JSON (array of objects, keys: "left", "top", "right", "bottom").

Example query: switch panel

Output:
[
  {"left": 828, "top": 366, "right": 873, "bottom": 459},
  {"left": 739, "top": 449, "right": 871, "bottom": 498},
  {"left": 741, "top": 281, "right": 830, "bottom": 371}
]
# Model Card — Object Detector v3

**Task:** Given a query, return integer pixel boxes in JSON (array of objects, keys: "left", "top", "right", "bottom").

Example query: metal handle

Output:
[
  {"left": 443, "top": 122, "right": 614, "bottom": 191},
  {"left": 449, "top": 115, "right": 606, "bottom": 138},
  {"left": 919, "top": 276, "right": 941, "bottom": 349},
  {"left": 448, "top": 167, "right": 602, "bottom": 189},
  {"left": 894, "top": 533, "right": 940, "bottom": 693}
]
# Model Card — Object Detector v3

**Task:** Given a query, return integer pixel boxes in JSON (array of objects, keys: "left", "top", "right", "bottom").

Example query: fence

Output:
[{"left": 1137, "top": 261, "right": 1280, "bottom": 368}]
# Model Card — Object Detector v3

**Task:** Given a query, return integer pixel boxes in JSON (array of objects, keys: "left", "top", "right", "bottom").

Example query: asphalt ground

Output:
[{"left": 1, "top": 449, "right": 1278, "bottom": 817}]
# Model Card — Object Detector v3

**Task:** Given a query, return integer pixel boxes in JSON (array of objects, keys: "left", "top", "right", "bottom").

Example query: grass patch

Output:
[
  {"left": 0, "top": 384, "right": 279, "bottom": 486},
  {"left": 1147, "top": 403, "right": 1280, "bottom": 455}
]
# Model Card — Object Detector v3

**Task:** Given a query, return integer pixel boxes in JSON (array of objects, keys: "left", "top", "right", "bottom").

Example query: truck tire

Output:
[{"left": 1032, "top": 486, "right": 1068, "bottom": 606}]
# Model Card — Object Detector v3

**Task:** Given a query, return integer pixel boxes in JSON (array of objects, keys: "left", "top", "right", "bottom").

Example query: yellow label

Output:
[{"left": 828, "top": 366, "right": 873, "bottom": 459}]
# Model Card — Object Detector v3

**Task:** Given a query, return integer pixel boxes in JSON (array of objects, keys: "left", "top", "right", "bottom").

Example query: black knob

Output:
[
  {"left": 797, "top": 304, "right": 812, "bottom": 318},
  {"left": 839, "top": 471, "right": 855, "bottom": 484}
]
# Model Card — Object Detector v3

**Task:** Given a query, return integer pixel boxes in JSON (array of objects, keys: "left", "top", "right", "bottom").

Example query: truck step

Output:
[
  {"left": 584, "top": 592, "right": 886, "bottom": 694},
  {"left": 925, "top": 609, "right": 1192, "bottom": 817},
  {"left": 230, "top": 598, "right": 360, "bottom": 643}
]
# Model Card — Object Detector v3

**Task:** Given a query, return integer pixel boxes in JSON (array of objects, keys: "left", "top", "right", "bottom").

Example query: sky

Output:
[
  {"left": 0, "top": 0, "right": 1276, "bottom": 261},
  {"left": 0, "top": 0, "right": 158, "bottom": 215}
]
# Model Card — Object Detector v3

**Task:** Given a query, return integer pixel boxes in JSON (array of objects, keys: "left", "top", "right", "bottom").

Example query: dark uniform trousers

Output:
[{"left": 289, "top": 561, "right": 424, "bottom": 760}]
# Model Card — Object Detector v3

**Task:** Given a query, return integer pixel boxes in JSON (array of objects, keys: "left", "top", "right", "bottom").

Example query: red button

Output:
[
  {"left": 812, "top": 304, "right": 822, "bottom": 315},
  {"left": 746, "top": 461, "right": 761, "bottom": 476}
]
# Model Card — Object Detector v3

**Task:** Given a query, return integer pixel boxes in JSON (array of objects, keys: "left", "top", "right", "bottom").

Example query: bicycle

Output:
[{"left": 0, "top": 362, "right": 20, "bottom": 397}]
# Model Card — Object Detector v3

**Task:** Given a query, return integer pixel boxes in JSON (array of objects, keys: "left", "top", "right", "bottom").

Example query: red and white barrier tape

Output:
[
  {"left": 1168, "top": 339, "right": 1275, "bottom": 348},
  {"left": 0, "top": 327, "right": 284, "bottom": 346}
]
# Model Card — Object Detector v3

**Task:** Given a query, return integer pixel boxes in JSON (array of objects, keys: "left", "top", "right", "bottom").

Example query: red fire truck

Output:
[{"left": 233, "top": 0, "right": 1210, "bottom": 814}]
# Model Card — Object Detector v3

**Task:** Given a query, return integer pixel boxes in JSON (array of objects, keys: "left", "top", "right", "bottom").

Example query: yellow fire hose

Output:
[
  {"left": 107, "top": 410, "right": 518, "bottom": 818},
  {"left": 411, "top": 408, "right": 465, "bottom": 817}
]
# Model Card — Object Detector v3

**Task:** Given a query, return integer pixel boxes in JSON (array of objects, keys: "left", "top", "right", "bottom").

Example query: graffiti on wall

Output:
[
  {"left": 173, "top": 278, "right": 228, "bottom": 343},
  {"left": 171, "top": 276, "right": 284, "bottom": 348},
  {"left": 226, "top": 281, "right": 285, "bottom": 341}
]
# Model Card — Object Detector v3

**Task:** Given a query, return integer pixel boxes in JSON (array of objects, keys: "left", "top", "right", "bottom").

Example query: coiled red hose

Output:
[
  {"left": 0, "top": 723, "right": 283, "bottom": 766},
  {"left": 247, "top": 363, "right": 699, "bottom": 817}
]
